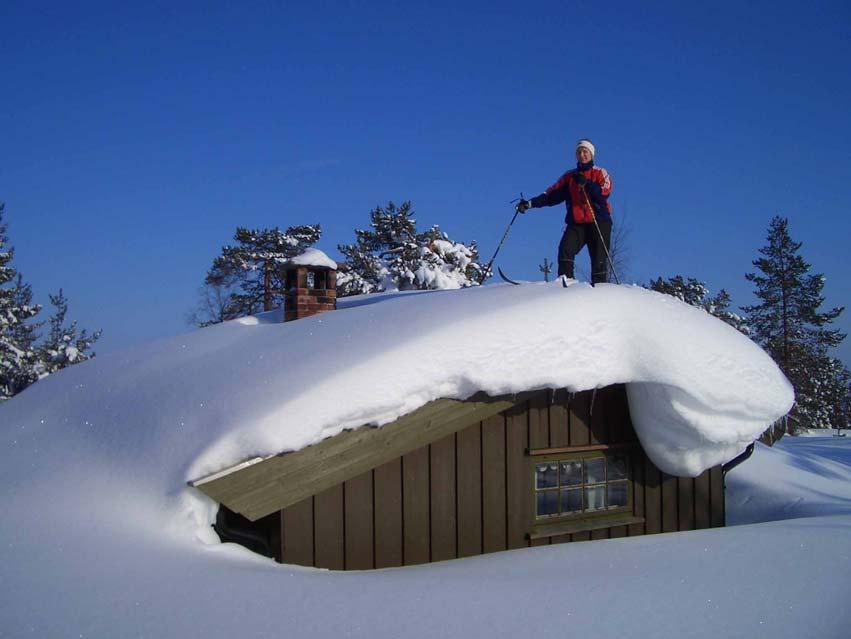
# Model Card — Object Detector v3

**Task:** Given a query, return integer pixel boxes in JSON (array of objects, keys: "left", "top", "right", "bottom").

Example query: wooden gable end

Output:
[{"left": 190, "top": 392, "right": 531, "bottom": 521}]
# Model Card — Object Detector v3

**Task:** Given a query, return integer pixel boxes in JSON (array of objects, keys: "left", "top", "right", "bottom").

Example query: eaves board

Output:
[{"left": 190, "top": 392, "right": 531, "bottom": 521}]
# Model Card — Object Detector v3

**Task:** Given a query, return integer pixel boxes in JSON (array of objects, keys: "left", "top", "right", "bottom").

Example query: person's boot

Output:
[{"left": 591, "top": 270, "right": 608, "bottom": 286}]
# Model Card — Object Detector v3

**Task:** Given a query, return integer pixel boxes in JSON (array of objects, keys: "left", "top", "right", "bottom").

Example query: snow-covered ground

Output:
[
  {"left": 0, "top": 437, "right": 848, "bottom": 639},
  {"left": 727, "top": 435, "right": 851, "bottom": 525},
  {"left": 2, "top": 281, "right": 840, "bottom": 639}
]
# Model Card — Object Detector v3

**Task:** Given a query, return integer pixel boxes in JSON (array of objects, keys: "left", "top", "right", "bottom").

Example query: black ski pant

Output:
[{"left": 557, "top": 220, "right": 612, "bottom": 284}]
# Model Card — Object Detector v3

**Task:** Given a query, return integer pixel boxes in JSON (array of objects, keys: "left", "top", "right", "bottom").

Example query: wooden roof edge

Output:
[
  {"left": 189, "top": 456, "right": 268, "bottom": 489},
  {"left": 189, "top": 389, "right": 541, "bottom": 520},
  {"left": 187, "top": 397, "right": 460, "bottom": 491},
  {"left": 188, "top": 391, "right": 535, "bottom": 487}
]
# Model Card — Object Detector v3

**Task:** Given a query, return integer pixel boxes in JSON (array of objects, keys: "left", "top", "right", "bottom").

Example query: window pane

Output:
[
  {"left": 585, "top": 458, "right": 605, "bottom": 484},
  {"left": 608, "top": 481, "right": 628, "bottom": 508},
  {"left": 607, "top": 454, "right": 628, "bottom": 481},
  {"left": 585, "top": 485, "right": 606, "bottom": 511},
  {"left": 536, "top": 490, "right": 559, "bottom": 517},
  {"left": 560, "top": 488, "right": 582, "bottom": 513},
  {"left": 559, "top": 460, "right": 583, "bottom": 486},
  {"left": 536, "top": 463, "right": 558, "bottom": 489}
]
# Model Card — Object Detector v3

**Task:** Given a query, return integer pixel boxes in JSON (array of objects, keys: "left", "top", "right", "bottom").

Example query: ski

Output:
[{"left": 498, "top": 267, "right": 521, "bottom": 285}]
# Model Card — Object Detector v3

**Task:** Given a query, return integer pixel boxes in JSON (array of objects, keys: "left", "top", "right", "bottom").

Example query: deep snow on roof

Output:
[{"left": 1, "top": 281, "right": 792, "bottom": 539}]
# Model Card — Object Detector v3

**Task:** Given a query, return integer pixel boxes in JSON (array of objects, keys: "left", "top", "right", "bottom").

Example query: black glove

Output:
[
  {"left": 585, "top": 181, "right": 602, "bottom": 199},
  {"left": 515, "top": 199, "right": 531, "bottom": 214},
  {"left": 573, "top": 172, "right": 587, "bottom": 186}
]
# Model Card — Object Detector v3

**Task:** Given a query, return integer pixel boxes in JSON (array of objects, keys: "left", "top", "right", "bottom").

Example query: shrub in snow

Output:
[{"left": 336, "top": 201, "right": 484, "bottom": 296}]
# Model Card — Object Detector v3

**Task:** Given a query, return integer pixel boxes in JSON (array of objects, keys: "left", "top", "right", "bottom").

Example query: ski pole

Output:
[
  {"left": 580, "top": 187, "right": 621, "bottom": 285},
  {"left": 479, "top": 196, "right": 523, "bottom": 285}
]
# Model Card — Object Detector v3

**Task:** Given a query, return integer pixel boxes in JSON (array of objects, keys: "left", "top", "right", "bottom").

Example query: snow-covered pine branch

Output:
[
  {"left": 37, "top": 289, "right": 102, "bottom": 376},
  {"left": 336, "top": 201, "right": 484, "bottom": 296}
]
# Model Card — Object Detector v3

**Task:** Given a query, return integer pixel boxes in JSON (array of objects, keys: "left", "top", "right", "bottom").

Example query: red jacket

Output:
[{"left": 530, "top": 161, "right": 613, "bottom": 225}]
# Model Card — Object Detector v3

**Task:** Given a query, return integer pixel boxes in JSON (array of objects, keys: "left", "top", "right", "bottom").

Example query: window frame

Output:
[{"left": 528, "top": 444, "right": 638, "bottom": 535}]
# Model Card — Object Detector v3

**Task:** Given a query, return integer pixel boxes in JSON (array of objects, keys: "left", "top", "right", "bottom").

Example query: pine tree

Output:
[
  {"left": 743, "top": 216, "right": 846, "bottom": 429},
  {"left": 647, "top": 275, "right": 748, "bottom": 333},
  {"left": 193, "top": 224, "right": 322, "bottom": 326},
  {"left": 799, "top": 355, "right": 851, "bottom": 430},
  {"left": 1, "top": 204, "right": 104, "bottom": 400},
  {"left": 37, "top": 289, "right": 102, "bottom": 375},
  {"left": 834, "top": 367, "right": 851, "bottom": 432},
  {"left": 337, "top": 201, "right": 484, "bottom": 296},
  {"left": 0, "top": 204, "right": 42, "bottom": 400}
]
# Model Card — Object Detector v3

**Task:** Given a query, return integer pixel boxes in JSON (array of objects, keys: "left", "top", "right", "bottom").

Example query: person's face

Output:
[{"left": 576, "top": 147, "right": 593, "bottom": 164}]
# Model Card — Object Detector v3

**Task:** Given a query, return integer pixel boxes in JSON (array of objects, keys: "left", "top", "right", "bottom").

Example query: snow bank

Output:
[{"left": 726, "top": 436, "right": 851, "bottom": 524}]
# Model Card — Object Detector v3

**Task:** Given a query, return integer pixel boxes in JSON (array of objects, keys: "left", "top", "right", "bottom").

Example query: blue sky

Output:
[{"left": 2, "top": 1, "right": 849, "bottom": 365}]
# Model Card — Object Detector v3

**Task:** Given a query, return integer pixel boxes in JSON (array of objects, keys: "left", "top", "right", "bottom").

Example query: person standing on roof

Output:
[{"left": 516, "top": 139, "right": 613, "bottom": 284}]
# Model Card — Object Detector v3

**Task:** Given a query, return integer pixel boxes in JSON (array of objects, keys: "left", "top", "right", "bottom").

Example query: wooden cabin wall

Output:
[{"left": 278, "top": 385, "right": 725, "bottom": 570}]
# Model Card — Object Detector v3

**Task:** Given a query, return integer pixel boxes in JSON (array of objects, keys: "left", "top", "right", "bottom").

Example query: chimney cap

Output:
[{"left": 284, "top": 248, "right": 337, "bottom": 270}]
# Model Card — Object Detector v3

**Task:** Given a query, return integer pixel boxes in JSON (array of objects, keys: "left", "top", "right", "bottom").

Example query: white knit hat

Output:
[{"left": 576, "top": 139, "right": 595, "bottom": 158}]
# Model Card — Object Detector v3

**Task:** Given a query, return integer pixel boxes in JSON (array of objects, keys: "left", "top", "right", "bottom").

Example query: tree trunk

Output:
[{"left": 263, "top": 261, "right": 272, "bottom": 312}]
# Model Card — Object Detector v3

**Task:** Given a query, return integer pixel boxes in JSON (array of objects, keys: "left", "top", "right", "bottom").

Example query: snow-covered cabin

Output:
[
  {"left": 0, "top": 277, "right": 793, "bottom": 579},
  {"left": 184, "top": 280, "right": 793, "bottom": 570}
]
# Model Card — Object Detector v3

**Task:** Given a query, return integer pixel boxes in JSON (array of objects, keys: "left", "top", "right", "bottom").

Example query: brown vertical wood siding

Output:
[
  {"left": 344, "top": 472, "right": 374, "bottom": 570},
  {"left": 430, "top": 434, "right": 457, "bottom": 562},
  {"left": 402, "top": 447, "right": 430, "bottom": 565},
  {"left": 506, "top": 405, "right": 530, "bottom": 550},
  {"left": 528, "top": 394, "right": 550, "bottom": 548},
  {"left": 373, "top": 459, "right": 402, "bottom": 568},
  {"left": 481, "top": 413, "right": 506, "bottom": 554},
  {"left": 456, "top": 422, "right": 482, "bottom": 558},
  {"left": 278, "top": 385, "right": 726, "bottom": 569},
  {"left": 313, "top": 485, "right": 344, "bottom": 570},
  {"left": 281, "top": 497, "right": 313, "bottom": 566}
]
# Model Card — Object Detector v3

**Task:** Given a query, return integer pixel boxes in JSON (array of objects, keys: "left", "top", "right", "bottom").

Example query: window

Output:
[
  {"left": 534, "top": 452, "right": 630, "bottom": 520},
  {"left": 305, "top": 270, "right": 327, "bottom": 290}
]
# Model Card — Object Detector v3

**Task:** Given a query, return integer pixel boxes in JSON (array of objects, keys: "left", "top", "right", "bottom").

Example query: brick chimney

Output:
[{"left": 282, "top": 249, "right": 337, "bottom": 322}]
